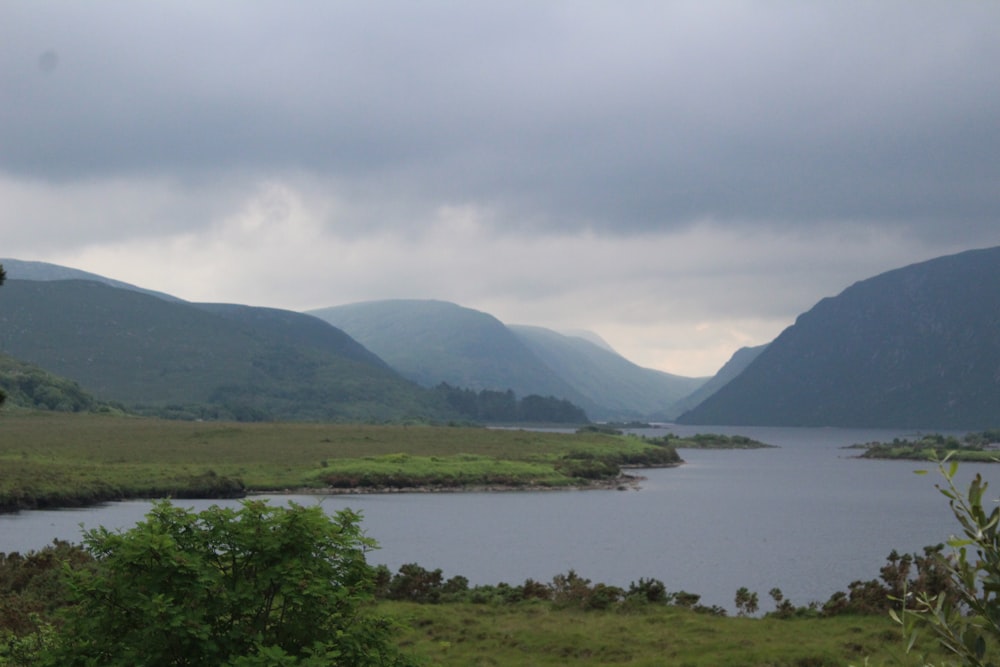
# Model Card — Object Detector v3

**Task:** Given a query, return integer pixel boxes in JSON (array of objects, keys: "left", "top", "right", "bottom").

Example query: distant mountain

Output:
[
  {"left": 309, "top": 299, "right": 707, "bottom": 421},
  {"left": 678, "top": 246, "right": 1000, "bottom": 429},
  {"left": 0, "top": 258, "right": 181, "bottom": 302},
  {"left": 508, "top": 325, "right": 706, "bottom": 420},
  {"left": 558, "top": 329, "right": 617, "bottom": 353},
  {"left": 659, "top": 344, "right": 767, "bottom": 419},
  {"left": 308, "top": 299, "right": 590, "bottom": 405},
  {"left": 0, "top": 279, "right": 448, "bottom": 421}
]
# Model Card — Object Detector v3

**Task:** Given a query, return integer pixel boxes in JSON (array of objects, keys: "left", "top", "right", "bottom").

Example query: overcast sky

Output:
[{"left": 2, "top": 2, "right": 999, "bottom": 377}]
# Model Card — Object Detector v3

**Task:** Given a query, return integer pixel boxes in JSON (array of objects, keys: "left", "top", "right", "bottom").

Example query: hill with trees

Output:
[
  {"left": 0, "top": 353, "right": 113, "bottom": 413},
  {"left": 678, "top": 246, "right": 1000, "bottom": 429}
]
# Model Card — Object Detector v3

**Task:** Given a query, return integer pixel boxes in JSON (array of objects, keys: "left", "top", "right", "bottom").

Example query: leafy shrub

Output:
[{"left": 41, "top": 500, "right": 417, "bottom": 666}]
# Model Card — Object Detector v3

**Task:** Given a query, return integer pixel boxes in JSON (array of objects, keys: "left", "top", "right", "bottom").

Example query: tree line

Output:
[{"left": 431, "top": 383, "right": 589, "bottom": 423}]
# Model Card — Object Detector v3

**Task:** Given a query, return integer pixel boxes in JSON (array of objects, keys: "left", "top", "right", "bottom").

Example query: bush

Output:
[{"left": 41, "top": 500, "right": 416, "bottom": 666}]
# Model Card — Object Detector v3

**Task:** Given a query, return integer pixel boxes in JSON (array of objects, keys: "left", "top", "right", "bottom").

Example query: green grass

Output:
[
  {"left": 381, "top": 601, "right": 946, "bottom": 666},
  {"left": 0, "top": 411, "right": 678, "bottom": 510}
]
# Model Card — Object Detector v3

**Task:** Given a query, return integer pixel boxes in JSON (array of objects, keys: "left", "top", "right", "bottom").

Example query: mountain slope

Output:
[
  {"left": 660, "top": 344, "right": 767, "bottom": 419},
  {"left": 0, "top": 279, "right": 445, "bottom": 421},
  {"left": 678, "top": 246, "right": 1000, "bottom": 429},
  {"left": 0, "top": 257, "right": 181, "bottom": 302},
  {"left": 308, "top": 300, "right": 591, "bottom": 405},
  {"left": 508, "top": 324, "right": 706, "bottom": 420}
]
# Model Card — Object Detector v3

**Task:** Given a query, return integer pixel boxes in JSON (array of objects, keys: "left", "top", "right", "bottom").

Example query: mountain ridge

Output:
[
  {"left": 678, "top": 246, "right": 1000, "bottom": 429},
  {"left": 309, "top": 299, "right": 707, "bottom": 421}
]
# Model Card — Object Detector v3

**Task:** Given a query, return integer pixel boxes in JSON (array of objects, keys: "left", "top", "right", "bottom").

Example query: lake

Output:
[{"left": 0, "top": 425, "right": 991, "bottom": 612}]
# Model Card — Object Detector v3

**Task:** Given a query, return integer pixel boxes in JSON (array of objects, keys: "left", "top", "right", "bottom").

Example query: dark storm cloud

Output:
[{"left": 3, "top": 1, "right": 999, "bottom": 239}]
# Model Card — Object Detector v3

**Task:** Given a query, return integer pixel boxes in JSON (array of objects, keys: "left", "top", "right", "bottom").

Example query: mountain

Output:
[
  {"left": 558, "top": 329, "right": 617, "bottom": 353},
  {"left": 508, "top": 325, "right": 706, "bottom": 420},
  {"left": 0, "top": 279, "right": 448, "bottom": 421},
  {"left": 0, "top": 258, "right": 181, "bottom": 302},
  {"left": 309, "top": 299, "right": 707, "bottom": 421},
  {"left": 659, "top": 344, "right": 767, "bottom": 419},
  {"left": 308, "top": 299, "right": 590, "bottom": 404},
  {"left": 678, "top": 246, "right": 1000, "bottom": 429}
]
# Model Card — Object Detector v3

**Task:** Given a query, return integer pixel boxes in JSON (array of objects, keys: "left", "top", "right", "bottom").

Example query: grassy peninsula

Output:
[{"left": 0, "top": 411, "right": 687, "bottom": 512}]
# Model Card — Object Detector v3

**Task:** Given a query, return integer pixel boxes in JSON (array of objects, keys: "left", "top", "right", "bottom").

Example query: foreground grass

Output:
[
  {"left": 0, "top": 411, "right": 680, "bottom": 511},
  {"left": 382, "top": 601, "right": 943, "bottom": 666}
]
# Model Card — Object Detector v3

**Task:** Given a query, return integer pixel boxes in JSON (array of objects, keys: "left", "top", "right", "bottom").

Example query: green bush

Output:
[{"left": 41, "top": 500, "right": 417, "bottom": 666}]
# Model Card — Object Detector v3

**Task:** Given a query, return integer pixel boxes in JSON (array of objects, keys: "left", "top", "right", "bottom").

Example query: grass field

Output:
[
  {"left": 382, "top": 600, "right": 946, "bottom": 666},
  {"left": 0, "top": 411, "right": 679, "bottom": 511}
]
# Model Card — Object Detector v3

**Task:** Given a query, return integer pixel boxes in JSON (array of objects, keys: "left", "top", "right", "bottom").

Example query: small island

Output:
[
  {"left": 848, "top": 430, "right": 1000, "bottom": 462},
  {"left": 643, "top": 432, "right": 776, "bottom": 450}
]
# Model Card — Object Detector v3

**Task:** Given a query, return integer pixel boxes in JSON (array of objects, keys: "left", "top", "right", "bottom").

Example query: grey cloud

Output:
[{"left": 2, "top": 1, "right": 1000, "bottom": 242}]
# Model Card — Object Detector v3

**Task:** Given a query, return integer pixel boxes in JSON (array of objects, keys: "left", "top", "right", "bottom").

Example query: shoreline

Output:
[
  {"left": 252, "top": 471, "right": 649, "bottom": 496},
  {"left": 0, "top": 471, "right": 656, "bottom": 515}
]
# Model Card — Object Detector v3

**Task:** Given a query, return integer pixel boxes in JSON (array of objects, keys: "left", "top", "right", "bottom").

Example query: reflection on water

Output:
[{"left": 1, "top": 425, "right": 991, "bottom": 611}]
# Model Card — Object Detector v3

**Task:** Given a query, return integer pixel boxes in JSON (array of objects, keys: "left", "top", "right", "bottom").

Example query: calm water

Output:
[{"left": 1, "top": 425, "right": 991, "bottom": 611}]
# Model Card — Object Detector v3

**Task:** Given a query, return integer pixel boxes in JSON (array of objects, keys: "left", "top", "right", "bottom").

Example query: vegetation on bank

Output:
[
  {"left": 0, "top": 411, "right": 683, "bottom": 512},
  {"left": 0, "top": 529, "right": 958, "bottom": 666},
  {"left": 849, "top": 430, "right": 1000, "bottom": 462}
]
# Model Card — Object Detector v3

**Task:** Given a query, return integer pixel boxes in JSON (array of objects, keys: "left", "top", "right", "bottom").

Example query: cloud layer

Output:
[{"left": 2, "top": 2, "right": 999, "bottom": 375}]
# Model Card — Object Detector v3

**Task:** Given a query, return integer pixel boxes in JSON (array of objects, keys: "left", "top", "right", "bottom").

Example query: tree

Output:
[
  {"left": 734, "top": 586, "right": 759, "bottom": 617},
  {"left": 893, "top": 459, "right": 1000, "bottom": 666},
  {"left": 43, "top": 500, "right": 416, "bottom": 666}
]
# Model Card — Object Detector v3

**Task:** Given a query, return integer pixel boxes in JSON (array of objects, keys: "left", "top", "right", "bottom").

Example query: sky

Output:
[{"left": 2, "top": 2, "right": 999, "bottom": 377}]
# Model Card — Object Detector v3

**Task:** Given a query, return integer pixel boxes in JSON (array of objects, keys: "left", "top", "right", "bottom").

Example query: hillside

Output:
[
  {"left": 678, "top": 246, "right": 1000, "bottom": 429},
  {"left": 0, "top": 352, "right": 111, "bottom": 413},
  {"left": 0, "top": 257, "right": 181, "bottom": 302},
  {"left": 0, "top": 279, "right": 448, "bottom": 421},
  {"left": 508, "top": 325, "right": 706, "bottom": 420},
  {"left": 659, "top": 344, "right": 766, "bottom": 420},
  {"left": 308, "top": 299, "right": 592, "bottom": 405},
  {"left": 309, "top": 299, "right": 708, "bottom": 421}
]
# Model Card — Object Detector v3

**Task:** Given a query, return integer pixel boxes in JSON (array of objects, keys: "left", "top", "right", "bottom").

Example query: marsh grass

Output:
[
  {"left": 383, "top": 600, "right": 944, "bottom": 666},
  {"left": 0, "top": 412, "right": 675, "bottom": 510}
]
